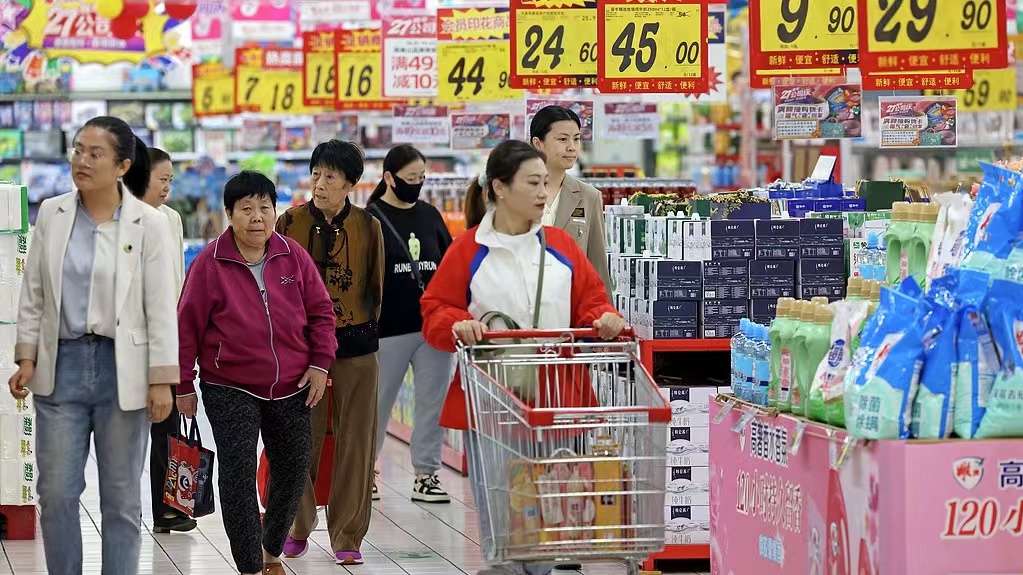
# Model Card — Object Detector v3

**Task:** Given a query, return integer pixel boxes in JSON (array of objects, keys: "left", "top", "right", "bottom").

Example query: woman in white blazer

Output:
[
  {"left": 138, "top": 147, "right": 194, "bottom": 535},
  {"left": 8, "top": 116, "right": 179, "bottom": 575}
]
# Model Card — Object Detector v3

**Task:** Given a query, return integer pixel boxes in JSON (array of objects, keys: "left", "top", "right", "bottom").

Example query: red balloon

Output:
[
  {"left": 165, "top": 1, "right": 198, "bottom": 20},
  {"left": 120, "top": 0, "right": 149, "bottom": 20},
  {"left": 110, "top": 15, "right": 139, "bottom": 39}
]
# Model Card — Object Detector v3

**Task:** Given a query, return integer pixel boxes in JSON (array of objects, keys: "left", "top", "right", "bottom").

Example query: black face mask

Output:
[{"left": 392, "top": 175, "right": 424, "bottom": 203}]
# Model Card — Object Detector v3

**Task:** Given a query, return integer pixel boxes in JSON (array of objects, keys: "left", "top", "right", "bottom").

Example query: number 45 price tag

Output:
[{"left": 597, "top": 0, "right": 708, "bottom": 94}]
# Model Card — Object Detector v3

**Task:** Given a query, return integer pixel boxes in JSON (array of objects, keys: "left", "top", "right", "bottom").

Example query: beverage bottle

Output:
[
  {"left": 753, "top": 325, "right": 771, "bottom": 406},
  {"left": 730, "top": 321, "right": 748, "bottom": 398}
]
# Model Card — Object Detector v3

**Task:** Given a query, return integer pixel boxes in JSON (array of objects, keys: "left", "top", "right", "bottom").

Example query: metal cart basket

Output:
[{"left": 458, "top": 328, "right": 671, "bottom": 575}]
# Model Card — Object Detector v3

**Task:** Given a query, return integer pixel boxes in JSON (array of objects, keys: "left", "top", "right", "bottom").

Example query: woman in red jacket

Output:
[{"left": 420, "top": 140, "right": 624, "bottom": 575}]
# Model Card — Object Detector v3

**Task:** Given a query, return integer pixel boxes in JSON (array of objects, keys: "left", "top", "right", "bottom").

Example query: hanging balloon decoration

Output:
[
  {"left": 110, "top": 14, "right": 140, "bottom": 39},
  {"left": 165, "top": 0, "right": 199, "bottom": 20},
  {"left": 119, "top": 0, "right": 151, "bottom": 20},
  {"left": 95, "top": 0, "right": 126, "bottom": 19}
]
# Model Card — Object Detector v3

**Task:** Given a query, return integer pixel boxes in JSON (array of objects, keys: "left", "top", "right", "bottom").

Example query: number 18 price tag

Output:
[{"left": 597, "top": 0, "right": 708, "bottom": 94}]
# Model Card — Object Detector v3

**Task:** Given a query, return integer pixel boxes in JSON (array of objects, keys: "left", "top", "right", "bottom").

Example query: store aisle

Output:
[{"left": 0, "top": 405, "right": 709, "bottom": 575}]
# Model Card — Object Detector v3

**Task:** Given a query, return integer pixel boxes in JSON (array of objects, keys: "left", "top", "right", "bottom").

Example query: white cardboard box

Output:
[
  {"left": 0, "top": 414, "right": 34, "bottom": 461},
  {"left": 0, "top": 457, "right": 36, "bottom": 505},
  {"left": 666, "top": 425, "right": 711, "bottom": 466},
  {"left": 659, "top": 386, "right": 717, "bottom": 416},
  {"left": 665, "top": 465, "right": 710, "bottom": 505},
  {"left": 664, "top": 504, "right": 710, "bottom": 544}
]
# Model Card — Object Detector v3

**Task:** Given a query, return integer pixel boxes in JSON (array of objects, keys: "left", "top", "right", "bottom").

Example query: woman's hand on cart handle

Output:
[
  {"left": 453, "top": 320, "right": 488, "bottom": 345},
  {"left": 593, "top": 312, "right": 627, "bottom": 340}
]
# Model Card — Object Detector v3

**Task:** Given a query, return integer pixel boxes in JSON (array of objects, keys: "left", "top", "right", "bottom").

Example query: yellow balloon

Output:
[{"left": 95, "top": 0, "right": 125, "bottom": 19}]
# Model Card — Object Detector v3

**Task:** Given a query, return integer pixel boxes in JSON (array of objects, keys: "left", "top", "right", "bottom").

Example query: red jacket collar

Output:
[{"left": 212, "top": 227, "right": 292, "bottom": 264}]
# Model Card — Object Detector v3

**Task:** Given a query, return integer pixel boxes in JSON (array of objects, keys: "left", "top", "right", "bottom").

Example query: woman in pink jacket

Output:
[{"left": 176, "top": 171, "right": 338, "bottom": 575}]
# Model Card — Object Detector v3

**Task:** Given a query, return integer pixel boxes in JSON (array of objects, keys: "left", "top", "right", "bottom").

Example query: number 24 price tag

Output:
[
  {"left": 510, "top": 0, "right": 599, "bottom": 89},
  {"left": 438, "top": 41, "right": 522, "bottom": 103},
  {"left": 597, "top": 0, "right": 707, "bottom": 94}
]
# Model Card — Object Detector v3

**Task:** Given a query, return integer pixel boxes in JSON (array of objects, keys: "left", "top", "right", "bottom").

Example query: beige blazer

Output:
[
  {"left": 554, "top": 174, "right": 611, "bottom": 293},
  {"left": 15, "top": 190, "right": 180, "bottom": 411},
  {"left": 159, "top": 204, "right": 185, "bottom": 295}
]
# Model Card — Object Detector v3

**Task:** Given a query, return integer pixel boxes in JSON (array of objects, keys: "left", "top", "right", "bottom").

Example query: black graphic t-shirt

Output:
[{"left": 370, "top": 199, "right": 453, "bottom": 338}]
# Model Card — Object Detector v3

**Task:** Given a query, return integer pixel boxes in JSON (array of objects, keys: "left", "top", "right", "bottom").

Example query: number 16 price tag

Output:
[{"left": 597, "top": 0, "right": 708, "bottom": 94}]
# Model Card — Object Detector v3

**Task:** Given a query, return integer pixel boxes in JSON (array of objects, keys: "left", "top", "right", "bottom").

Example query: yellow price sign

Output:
[
  {"left": 597, "top": 0, "right": 707, "bottom": 94},
  {"left": 192, "top": 62, "right": 236, "bottom": 117},
  {"left": 510, "top": 0, "right": 598, "bottom": 89},
  {"left": 860, "top": 0, "right": 1008, "bottom": 72},
  {"left": 303, "top": 31, "right": 337, "bottom": 108},
  {"left": 438, "top": 42, "right": 522, "bottom": 103},
  {"left": 335, "top": 29, "right": 392, "bottom": 111},
  {"left": 235, "top": 47, "right": 314, "bottom": 115},
  {"left": 750, "top": 0, "right": 858, "bottom": 68},
  {"left": 927, "top": 68, "right": 1018, "bottom": 112}
]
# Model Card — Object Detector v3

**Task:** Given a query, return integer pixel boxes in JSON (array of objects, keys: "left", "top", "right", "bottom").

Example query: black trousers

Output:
[
  {"left": 202, "top": 382, "right": 312, "bottom": 574},
  {"left": 149, "top": 385, "right": 180, "bottom": 519}
]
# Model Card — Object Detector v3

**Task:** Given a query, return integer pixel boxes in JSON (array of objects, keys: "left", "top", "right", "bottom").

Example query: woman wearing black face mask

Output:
[{"left": 366, "top": 145, "right": 456, "bottom": 503}]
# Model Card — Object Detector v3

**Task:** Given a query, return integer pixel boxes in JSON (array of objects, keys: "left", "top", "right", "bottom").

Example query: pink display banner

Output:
[
  {"left": 709, "top": 401, "right": 875, "bottom": 575},
  {"left": 711, "top": 399, "right": 1023, "bottom": 575},
  {"left": 229, "top": 0, "right": 292, "bottom": 21}
]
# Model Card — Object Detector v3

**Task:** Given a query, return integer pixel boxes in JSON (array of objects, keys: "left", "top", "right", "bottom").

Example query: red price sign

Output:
[
  {"left": 749, "top": 0, "right": 859, "bottom": 70},
  {"left": 856, "top": 0, "right": 1008, "bottom": 75}
]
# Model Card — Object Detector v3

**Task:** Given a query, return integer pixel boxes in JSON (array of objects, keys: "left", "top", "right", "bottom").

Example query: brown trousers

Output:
[{"left": 290, "top": 353, "right": 379, "bottom": 552}]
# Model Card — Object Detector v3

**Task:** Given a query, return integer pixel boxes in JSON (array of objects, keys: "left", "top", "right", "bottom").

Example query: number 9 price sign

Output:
[
  {"left": 437, "top": 8, "right": 523, "bottom": 103},
  {"left": 749, "top": 0, "right": 859, "bottom": 69},
  {"left": 856, "top": 0, "right": 1008, "bottom": 74},
  {"left": 597, "top": 0, "right": 708, "bottom": 94}
]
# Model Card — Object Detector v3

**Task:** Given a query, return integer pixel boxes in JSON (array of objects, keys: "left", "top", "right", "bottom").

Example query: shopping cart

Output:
[{"left": 458, "top": 328, "right": 671, "bottom": 575}]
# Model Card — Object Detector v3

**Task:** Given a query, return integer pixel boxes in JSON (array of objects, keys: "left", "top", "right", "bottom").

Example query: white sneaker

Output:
[
  {"left": 411, "top": 474, "right": 451, "bottom": 503},
  {"left": 373, "top": 470, "right": 381, "bottom": 501}
]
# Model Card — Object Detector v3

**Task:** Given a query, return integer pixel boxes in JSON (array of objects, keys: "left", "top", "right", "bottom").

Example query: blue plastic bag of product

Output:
[
  {"left": 845, "top": 287, "right": 927, "bottom": 439},
  {"left": 952, "top": 269, "right": 998, "bottom": 438},
  {"left": 963, "top": 164, "right": 1023, "bottom": 272},
  {"left": 961, "top": 162, "right": 1000, "bottom": 260},
  {"left": 911, "top": 274, "right": 958, "bottom": 439},
  {"left": 896, "top": 276, "right": 923, "bottom": 300},
  {"left": 976, "top": 279, "right": 1023, "bottom": 438}
]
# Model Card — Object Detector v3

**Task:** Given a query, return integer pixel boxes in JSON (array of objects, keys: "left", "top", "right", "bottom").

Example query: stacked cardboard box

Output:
[
  {"left": 0, "top": 182, "right": 34, "bottom": 507},
  {"left": 660, "top": 386, "right": 729, "bottom": 545}
]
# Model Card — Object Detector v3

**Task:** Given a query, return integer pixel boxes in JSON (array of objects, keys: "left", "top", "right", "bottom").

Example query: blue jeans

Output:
[{"left": 35, "top": 337, "right": 150, "bottom": 575}]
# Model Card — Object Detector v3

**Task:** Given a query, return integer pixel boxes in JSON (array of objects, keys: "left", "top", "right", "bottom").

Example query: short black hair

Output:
[
  {"left": 310, "top": 140, "right": 364, "bottom": 185},
  {"left": 148, "top": 147, "right": 171, "bottom": 165},
  {"left": 223, "top": 170, "right": 277, "bottom": 213},
  {"left": 529, "top": 105, "right": 581, "bottom": 142}
]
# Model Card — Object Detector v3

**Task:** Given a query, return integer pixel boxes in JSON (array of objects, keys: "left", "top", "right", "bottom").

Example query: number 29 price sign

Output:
[
  {"left": 597, "top": 0, "right": 708, "bottom": 94},
  {"left": 437, "top": 8, "right": 522, "bottom": 103},
  {"left": 857, "top": 0, "right": 1008, "bottom": 74}
]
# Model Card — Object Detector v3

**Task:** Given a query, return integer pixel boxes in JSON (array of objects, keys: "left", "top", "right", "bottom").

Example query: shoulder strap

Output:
[
  {"left": 533, "top": 228, "right": 546, "bottom": 329},
  {"left": 367, "top": 203, "right": 425, "bottom": 292}
]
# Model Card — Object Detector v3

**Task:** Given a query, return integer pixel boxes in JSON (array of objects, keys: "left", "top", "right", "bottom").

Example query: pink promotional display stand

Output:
[{"left": 709, "top": 397, "right": 1023, "bottom": 575}]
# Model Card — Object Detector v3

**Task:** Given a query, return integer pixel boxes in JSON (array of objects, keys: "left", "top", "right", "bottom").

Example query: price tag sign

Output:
[
  {"left": 303, "top": 31, "right": 336, "bottom": 108},
  {"left": 749, "top": 0, "right": 859, "bottom": 69},
  {"left": 857, "top": 0, "right": 1008, "bottom": 74},
  {"left": 335, "top": 29, "right": 393, "bottom": 111},
  {"left": 510, "top": 0, "right": 599, "bottom": 89},
  {"left": 597, "top": 0, "right": 708, "bottom": 94},
  {"left": 235, "top": 47, "right": 315, "bottom": 115},
  {"left": 956, "top": 67, "right": 1017, "bottom": 111},
  {"left": 192, "top": 62, "right": 236, "bottom": 117},
  {"left": 437, "top": 8, "right": 522, "bottom": 103},
  {"left": 383, "top": 15, "right": 439, "bottom": 98}
]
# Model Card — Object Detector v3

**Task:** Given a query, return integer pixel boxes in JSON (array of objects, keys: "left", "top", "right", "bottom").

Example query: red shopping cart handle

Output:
[{"left": 466, "top": 327, "right": 635, "bottom": 341}]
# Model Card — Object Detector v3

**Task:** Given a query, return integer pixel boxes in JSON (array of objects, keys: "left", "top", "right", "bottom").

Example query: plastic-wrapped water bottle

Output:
[
  {"left": 753, "top": 325, "right": 772, "bottom": 406},
  {"left": 730, "top": 320, "right": 750, "bottom": 399}
]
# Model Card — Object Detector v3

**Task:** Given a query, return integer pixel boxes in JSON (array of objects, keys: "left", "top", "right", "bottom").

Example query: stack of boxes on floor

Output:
[
  {"left": 659, "top": 385, "right": 727, "bottom": 545},
  {"left": 0, "top": 181, "right": 35, "bottom": 508},
  {"left": 607, "top": 207, "right": 847, "bottom": 339}
]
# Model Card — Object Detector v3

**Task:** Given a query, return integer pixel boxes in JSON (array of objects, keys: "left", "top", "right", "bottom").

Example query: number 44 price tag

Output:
[
  {"left": 437, "top": 8, "right": 522, "bottom": 103},
  {"left": 597, "top": 0, "right": 708, "bottom": 94}
]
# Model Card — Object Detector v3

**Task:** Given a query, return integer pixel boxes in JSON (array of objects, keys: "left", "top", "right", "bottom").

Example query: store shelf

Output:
[
  {"left": 225, "top": 148, "right": 460, "bottom": 162},
  {"left": 639, "top": 338, "right": 730, "bottom": 374},
  {"left": 386, "top": 419, "right": 468, "bottom": 475},
  {"left": 644, "top": 544, "right": 711, "bottom": 567},
  {"left": 0, "top": 90, "right": 192, "bottom": 102}
]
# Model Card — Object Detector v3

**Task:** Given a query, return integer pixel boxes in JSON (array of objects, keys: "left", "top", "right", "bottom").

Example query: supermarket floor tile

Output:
[{"left": 0, "top": 400, "right": 710, "bottom": 575}]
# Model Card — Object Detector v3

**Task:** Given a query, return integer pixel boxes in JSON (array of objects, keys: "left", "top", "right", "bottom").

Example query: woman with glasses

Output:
[{"left": 9, "top": 116, "right": 179, "bottom": 575}]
